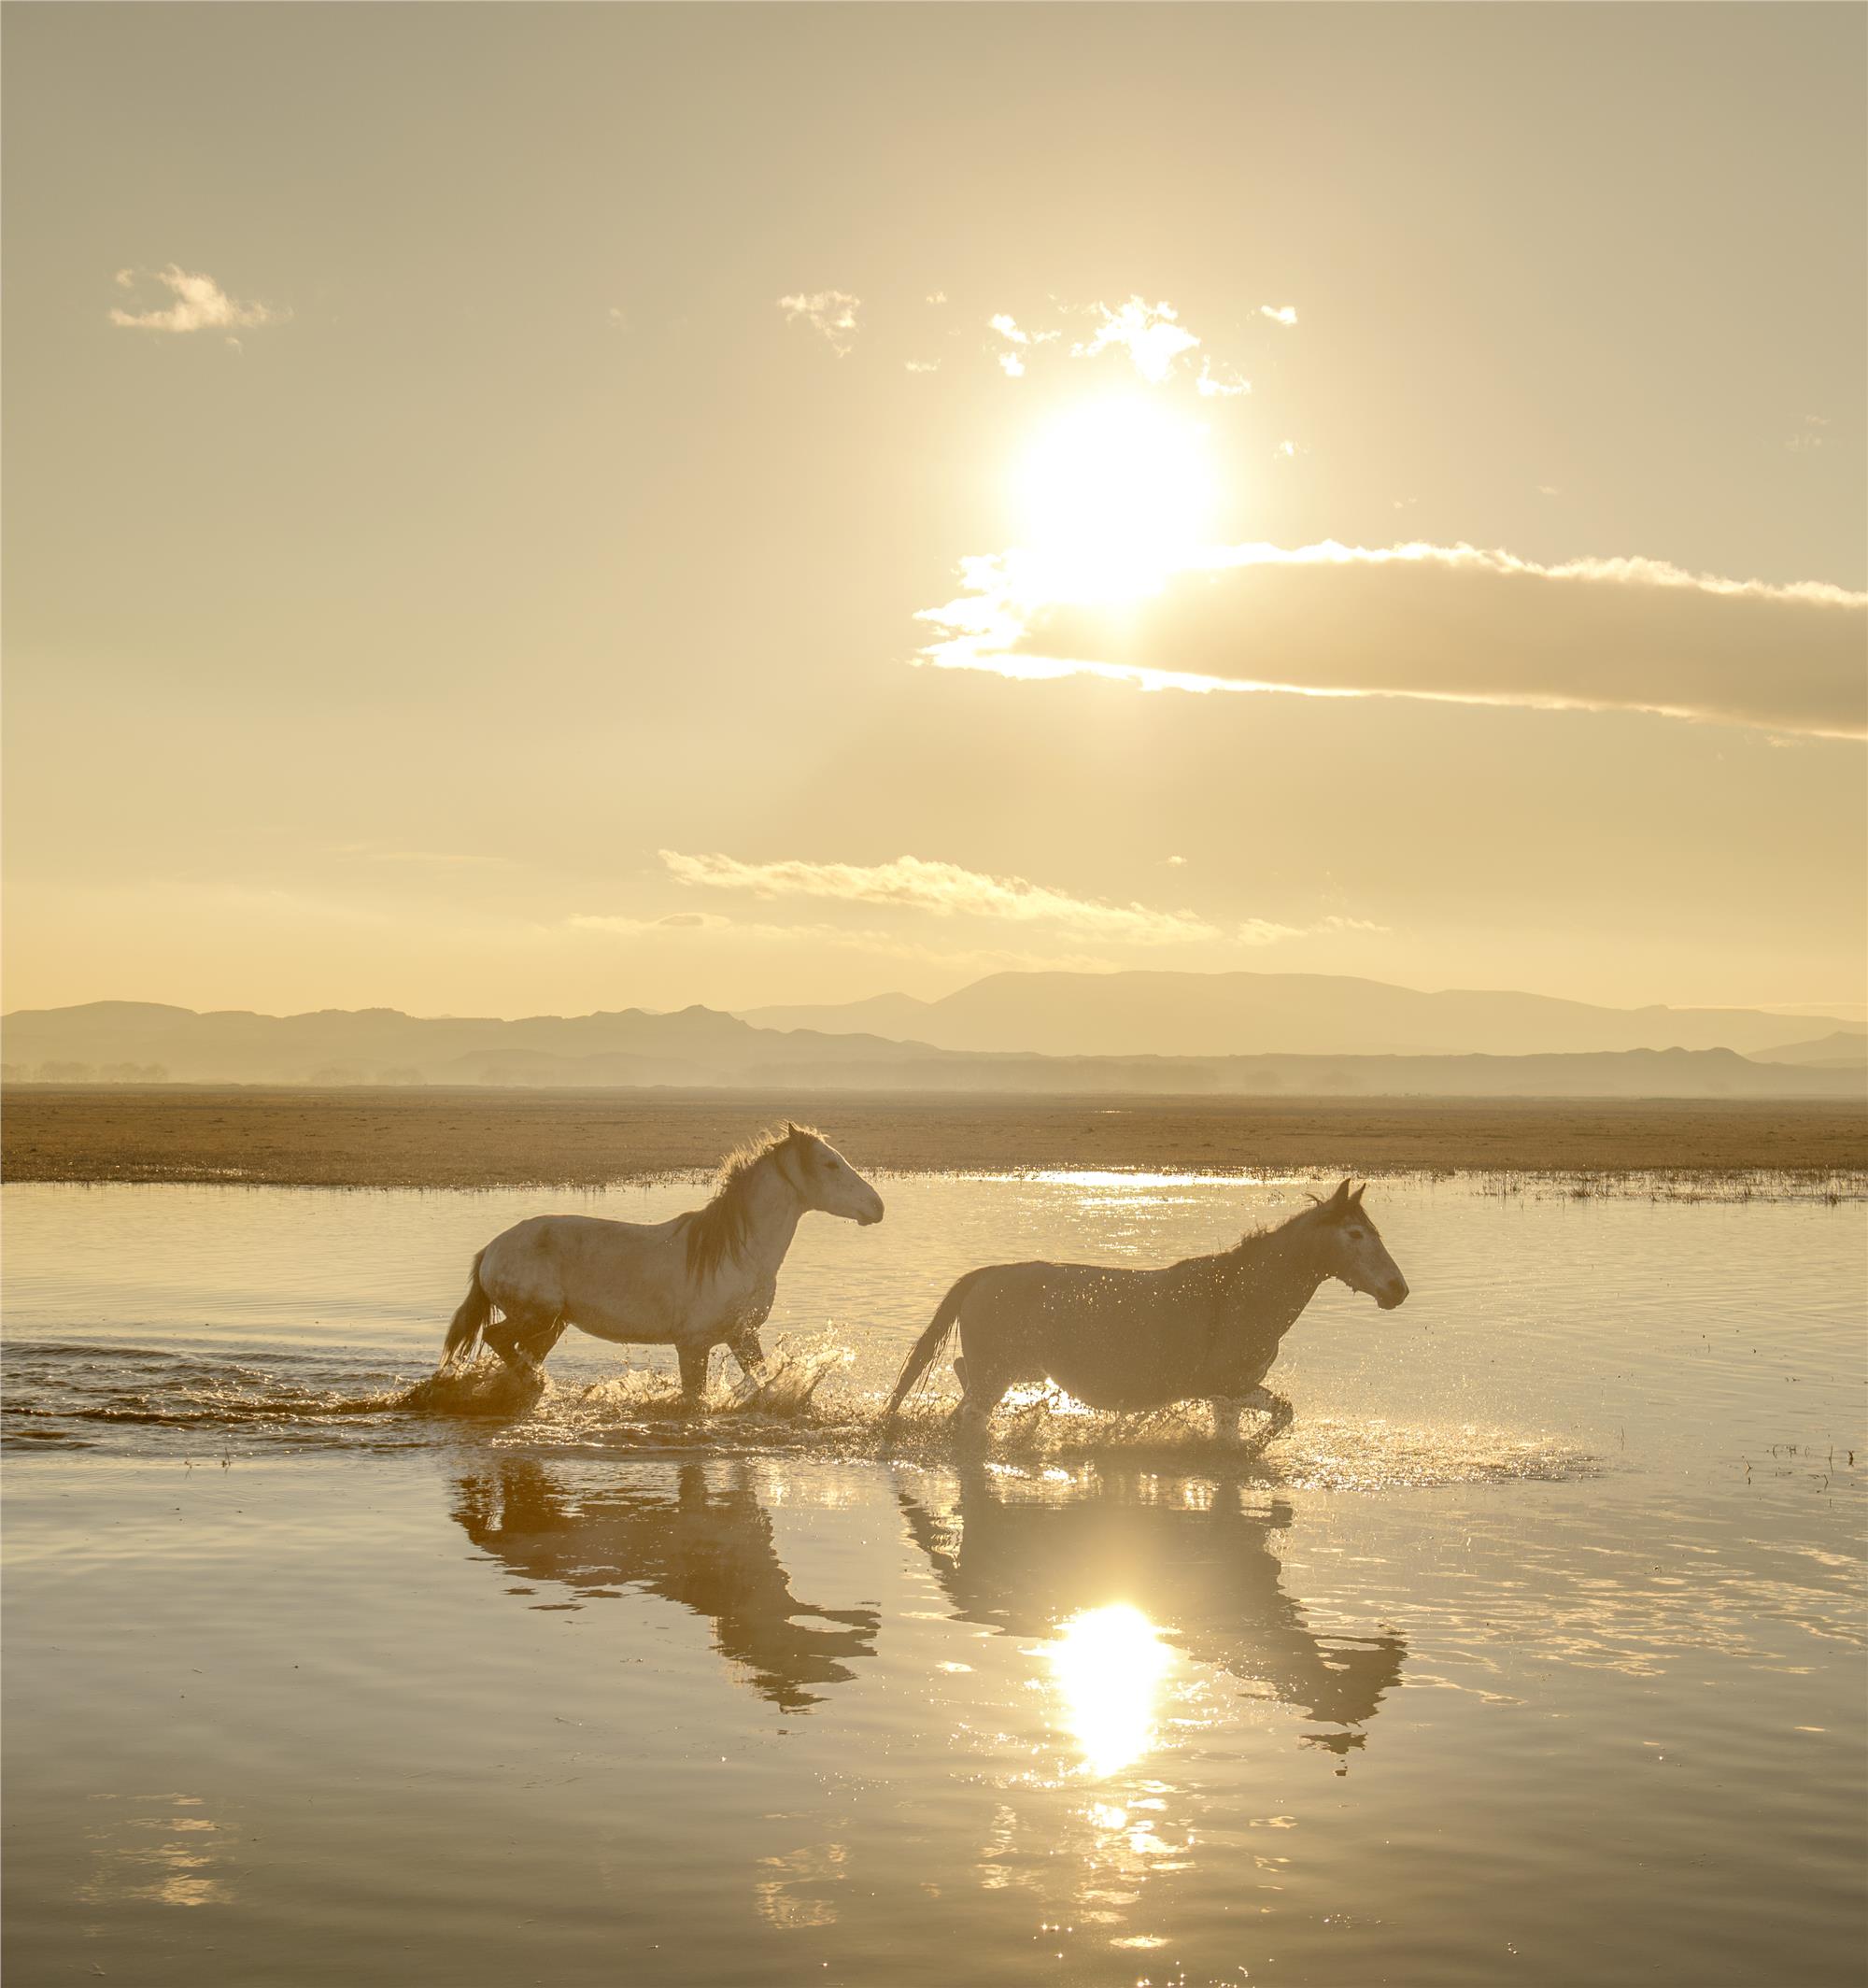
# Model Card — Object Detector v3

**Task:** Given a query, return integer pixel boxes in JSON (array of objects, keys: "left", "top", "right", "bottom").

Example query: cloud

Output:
[
  {"left": 1196, "top": 358, "right": 1250, "bottom": 398},
  {"left": 661, "top": 847, "right": 1222, "bottom": 943},
  {"left": 777, "top": 291, "right": 861, "bottom": 356},
  {"left": 916, "top": 542, "right": 1868, "bottom": 739},
  {"left": 979, "top": 297, "right": 1256, "bottom": 395},
  {"left": 569, "top": 909, "right": 733, "bottom": 936},
  {"left": 658, "top": 848, "right": 1369, "bottom": 951},
  {"left": 1072, "top": 297, "right": 1201, "bottom": 383},
  {"left": 1259, "top": 304, "right": 1297, "bottom": 326},
  {"left": 989, "top": 312, "right": 1058, "bottom": 379},
  {"left": 108, "top": 265, "right": 285, "bottom": 334},
  {"left": 905, "top": 359, "right": 941, "bottom": 374}
]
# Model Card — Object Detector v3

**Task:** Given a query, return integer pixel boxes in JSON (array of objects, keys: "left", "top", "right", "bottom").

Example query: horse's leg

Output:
[
  {"left": 486, "top": 1308, "right": 559, "bottom": 1375},
  {"left": 676, "top": 1340, "right": 711, "bottom": 1408},
  {"left": 1241, "top": 1384, "right": 1294, "bottom": 1446},
  {"left": 1211, "top": 1397, "right": 1244, "bottom": 1445},
  {"left": 726, "top": 1325, "right": 768, "bottom": 1387},
  {"left": 952, "top": 1341, "right": 1010, "bottom": 1446},
  {"left": 516, "top": 1316, "right": 566, "bottom": 1370},
  {"left": 482, "top": 1313, "right": 525, "bottom": 1370}
]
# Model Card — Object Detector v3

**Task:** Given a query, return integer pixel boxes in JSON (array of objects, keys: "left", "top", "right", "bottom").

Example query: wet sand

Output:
[{"left": 4, "top": 1084, "right": 1863, "bottom": 1186}]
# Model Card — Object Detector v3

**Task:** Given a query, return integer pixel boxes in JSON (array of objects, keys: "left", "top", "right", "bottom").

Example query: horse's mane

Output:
[
  {"left": 685, "top": 1123, "right": 817, "bottom": 1282},
  {"left": 1236, "top": 1188, "right": 1361, "bottom": 1257}
]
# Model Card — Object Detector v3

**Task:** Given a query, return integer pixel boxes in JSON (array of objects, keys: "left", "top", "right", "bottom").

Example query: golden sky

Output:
[{"left": 4, "top": 4, "right": 1863, "bottom": 1019}]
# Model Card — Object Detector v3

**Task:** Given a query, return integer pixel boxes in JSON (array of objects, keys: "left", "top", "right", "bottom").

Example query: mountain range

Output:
[
  {"left": 3, "top": 971, "right": 1861, "bottom": 1098},
  {"left": 739, "top": 970, "right": 1858, "bottom": 1059}
]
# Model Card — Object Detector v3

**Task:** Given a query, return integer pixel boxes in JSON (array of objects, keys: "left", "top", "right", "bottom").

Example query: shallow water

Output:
[{"left": 3, "top": 1174, "right": 1864, "bottom": 1984}]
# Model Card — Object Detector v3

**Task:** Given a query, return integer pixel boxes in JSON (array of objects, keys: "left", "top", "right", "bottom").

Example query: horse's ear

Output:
[
  {"left": 785, "top": 1120, "right": 800, "bottom": 1138},
  {"left": 1349, "top": 1182, "right": 1366, "bottom": 1208},
  {"left": 1329, "top": 1178, "right": 1353, "bottom": 1208}
]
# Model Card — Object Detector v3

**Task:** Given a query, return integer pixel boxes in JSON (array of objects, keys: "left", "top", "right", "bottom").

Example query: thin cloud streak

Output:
[
  {"left": 917, "top": 542, "right": 1868, "bottom": 739},
  {"left": 656, "top": 848, "right": 1371, "bottom": 950},
  {"left": 661, "top": 848, "right": 1219, "bottom": 942}
]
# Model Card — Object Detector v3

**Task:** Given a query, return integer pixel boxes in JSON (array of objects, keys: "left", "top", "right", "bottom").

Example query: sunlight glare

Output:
[
  {"left": 1049, "top": 1603, "right": 1174, "bottom": 1777},
  {"left": 1012, "top": 399, "right": 1219, "bottom": 604}
]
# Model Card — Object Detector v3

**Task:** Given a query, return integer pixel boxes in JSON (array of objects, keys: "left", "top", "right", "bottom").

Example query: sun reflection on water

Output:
[{"left": 1049, "top": 1604, "right": 1174, "bottom": 1777}]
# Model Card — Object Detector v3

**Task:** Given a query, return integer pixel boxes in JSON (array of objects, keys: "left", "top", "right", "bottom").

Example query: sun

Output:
[
  {"left": 1011, "top": 397, "right": 1220, "bottom": 604},
  {"left": 1049, "top": 1603, "right": 1174, "bottom": 1778}
]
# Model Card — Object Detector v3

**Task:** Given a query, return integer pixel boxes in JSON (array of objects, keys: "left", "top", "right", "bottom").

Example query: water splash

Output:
[
  {"left": 712, "top": 1329, "right": 856, "bottom": 1418},
  {"left": 5, "top": 1336, "right": 1594, "bottom": 1486},
  {"left": 394, "top": 1362, "right": 552, "bottom": 1419},
  {"left": 879, "top": 1385, "right": 1593, "bottom": 1489}
]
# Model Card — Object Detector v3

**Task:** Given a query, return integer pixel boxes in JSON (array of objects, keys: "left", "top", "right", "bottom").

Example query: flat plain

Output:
[{"left": 4, "top": 1084, "right": 1863, "bottom": 1187}]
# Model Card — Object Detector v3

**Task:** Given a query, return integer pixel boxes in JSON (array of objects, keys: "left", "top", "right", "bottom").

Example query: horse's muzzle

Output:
[
  {"left": 856, "top": 1195, "right": 885, "bottom": 1227},
  {"left": 1376, "top": 1280, "right": 1408, "bottom": 1310}
]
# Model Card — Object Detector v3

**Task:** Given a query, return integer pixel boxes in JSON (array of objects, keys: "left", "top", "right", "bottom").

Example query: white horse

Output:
[
  {"left": 439, "top": 1123, "right": 884, "bottom": 1399},
  {"left": 884, "top": 1179, "right": 1408, "bottom": 1443}
]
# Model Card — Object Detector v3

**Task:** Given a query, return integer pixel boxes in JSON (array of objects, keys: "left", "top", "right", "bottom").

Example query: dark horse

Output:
[{"left": 886, "top": 1179, "right": 1408, "bottom": 1442}]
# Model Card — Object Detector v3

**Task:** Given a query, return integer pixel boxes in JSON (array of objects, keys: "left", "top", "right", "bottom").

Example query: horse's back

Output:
[
  {"left": 962, "top": 1257, "right": 1183, "bottom": 1302},
  {"left": 484, "top": 1210, "right": 681, "bottom": 1259},
  {"left": 478, "top": 1210, "right": 685, "bottom": 1321}
]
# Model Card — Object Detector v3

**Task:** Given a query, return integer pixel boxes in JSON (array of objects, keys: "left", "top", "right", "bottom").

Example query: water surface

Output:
[{"left": 4, "top": 1175, "right": 1863, "bottom": 1984}]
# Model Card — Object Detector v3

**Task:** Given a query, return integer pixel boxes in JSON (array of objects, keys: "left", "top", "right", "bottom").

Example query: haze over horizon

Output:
[
  {"left": 5, "top": 6, "right": 1864, "bottom": 1022},
  {"left": 8, "top": 960, "right": 1863, "bottom": 1033},
  {"left": 7, "top": 964, "right": 1862, "bottom": 1097}
]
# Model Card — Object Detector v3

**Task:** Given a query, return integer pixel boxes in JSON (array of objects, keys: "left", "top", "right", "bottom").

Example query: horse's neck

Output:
[
  {"left": 737, "top": 1158, "right": 803, "bottom": 1278},
  {"left": 1225, "top": 1225, "right": 1327, "bottom": 1338}
]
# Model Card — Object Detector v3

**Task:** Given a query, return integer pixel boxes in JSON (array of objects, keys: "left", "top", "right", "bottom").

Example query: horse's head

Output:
[
  {"left": 780, "top": 1124, "right": 884, "bottom": 1226},
  {"left": 1311, "top": 1180, "right": 1408, "bottom": 1309}
]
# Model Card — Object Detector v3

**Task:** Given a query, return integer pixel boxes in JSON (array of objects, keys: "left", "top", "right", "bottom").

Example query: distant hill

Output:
[
  {"left": 0, "top": 1000, "right": 919, "bottom": 1088},
  {"left": 741, "top": 969, "right": 1853, "bottom": 1059},
  {"left": 1746, "top": 1030, "right": 1868, "bottom": 1070},
  {"left": 747, "top": 991, "right": 938, "bottom": 1040},
  {"left": 3, "top": 999, "right": 1863, "bottom": 1100}
]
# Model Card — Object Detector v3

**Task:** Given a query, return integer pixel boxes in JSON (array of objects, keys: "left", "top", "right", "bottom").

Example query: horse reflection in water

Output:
[
  {"left": 451, "top": 1460, "right": 879, "bottom": 1711},
  {"left": 898, "top": 1468, "right": 1405, "bottom": 1761}
]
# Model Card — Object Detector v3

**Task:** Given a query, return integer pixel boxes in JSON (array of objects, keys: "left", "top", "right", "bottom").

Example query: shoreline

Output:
[{"left": 4, "top": 1085, "right": 1864, "bottom": 1189}]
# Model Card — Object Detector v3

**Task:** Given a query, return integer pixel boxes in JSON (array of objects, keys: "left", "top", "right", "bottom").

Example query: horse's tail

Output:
[
  {"left": 441, "top": 1249, "right": 492, "bottom": 1367},
  {"left": 884, "top": 1269, "right": 988, "bottom": 1421}
]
